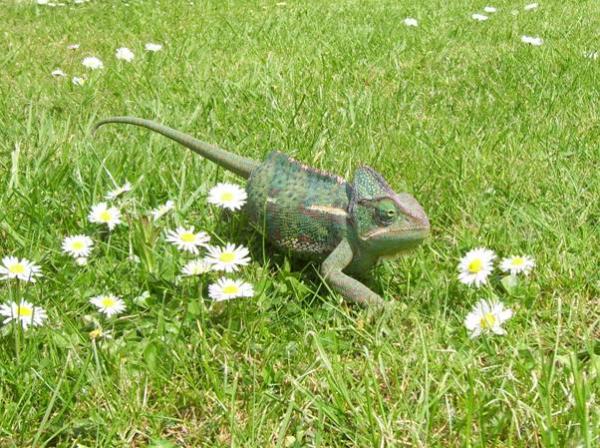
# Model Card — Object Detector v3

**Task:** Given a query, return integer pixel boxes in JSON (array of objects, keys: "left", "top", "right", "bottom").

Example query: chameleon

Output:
[{"left": 95, "top": 117, "right": 430, "bottom": 306}]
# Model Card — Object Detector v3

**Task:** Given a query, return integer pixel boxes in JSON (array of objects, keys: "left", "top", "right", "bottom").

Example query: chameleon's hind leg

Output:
[{"left": 321, "top": 239, "right": 384, "bottom": 307}]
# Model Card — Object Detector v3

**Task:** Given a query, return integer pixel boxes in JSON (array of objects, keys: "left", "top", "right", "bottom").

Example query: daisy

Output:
[
  {"left": 115, "top": 47, "right": 135, "bottom": 62},
  {"left": 0, "top": 257, "right": 42, "bottom": 282},
  {"left": 207, "top": 183, "right": 247, "bottom": 211},
  {"left": 89, "top": 326, "right": 112, "bottom": 340},
  {"left": 500, "top": 255, "right": 535, "bottom": 276},
  {"left": 181, "top": 258, "right": 212, "bottom": 276},
  {"left": 403, "top": 17, "right": 418, "bottom": 27},
  {"left": 0, "top": 300, "right": 47, "bottom": 329},
  {"left": 524, "top": 3, "right": 538, "bottom": 11},
  {"left": 165, "top": 227, "right": 210, "bottom": 254},
  {"left": 105, "top": 181, "right": 132, "bottom": 200},
  {"left": 472, "top": 14, "right": 489, "bottom": 21},
  {"left": 51, "top": 68, "right": 66, "bottom": 77},
  {"left": 82, "top": 56, "right": 103, "bottom": 70},
  {"left": 75, "top": 257, "right": 88, "bottom": 266},
  {"left": 62, "top": 235, "right": 94, "bottom": 258},
  {"left": 457, "top": 248, "right": 495, "bottom": 287},
  {"left": 484, "top": 6, "right": 497, "bottom": 13},
  {"left": 150, "top": 200, "right": 174, "bottom": 221},
  {"left": 36, "top": 0, "right": 49, "bottom": 4},
  {"left": 67, "top": 43, "right": 80, "bottom": 50},
  {"left": 144, "top": 42, "right": 163, "bottom": 52},
  {"left": 464, "top": 299, "right": 513, "bottom": 338},
  {"left": 88, "top": 202, "right": 122, "bottom": 230},
  {"left": 72, "top": 76, "right": 85, "bottom": 86},
  {"left": 208, "top": 277, "right": 254, "bottom": 301},
  {"left": 205, "top": 243, "right": 251, "bottom": 273},
  {"left": 90, "top": 294, "right": 126, "bottom": 318},
  {"left": 521, "top": 35, "right": 543, "bottom": 46}
]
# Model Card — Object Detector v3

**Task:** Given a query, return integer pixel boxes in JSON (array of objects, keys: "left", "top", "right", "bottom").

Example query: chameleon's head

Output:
[{"left": 349, "top": 166, "right": 430, "bottom": 256}]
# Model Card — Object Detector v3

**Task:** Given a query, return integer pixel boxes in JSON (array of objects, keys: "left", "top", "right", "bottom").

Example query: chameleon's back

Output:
[{"left": 246, "top": 152, "right": 351, "bottom": 260}]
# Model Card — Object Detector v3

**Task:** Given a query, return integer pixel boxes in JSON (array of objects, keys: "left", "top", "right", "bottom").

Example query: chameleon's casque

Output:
[{"left": 95, "top": 117, "right": 430, "bottom": 306}]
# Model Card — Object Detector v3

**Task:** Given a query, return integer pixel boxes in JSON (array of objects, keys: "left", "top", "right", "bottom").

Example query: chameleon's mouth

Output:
[{"left": 363, "top": 226, "right": 430, "bottom": 241}]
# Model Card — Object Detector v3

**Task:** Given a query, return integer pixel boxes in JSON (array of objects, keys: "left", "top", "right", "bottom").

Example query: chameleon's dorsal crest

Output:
[{"left": 352, "top": 166, "right": 394, "bottom": 201}]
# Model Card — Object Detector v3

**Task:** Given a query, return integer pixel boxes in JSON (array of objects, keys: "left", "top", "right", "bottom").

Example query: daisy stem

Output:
[
  {"left": 15, "top": 324, "right": 21, "bottom": 364},
  {"left": 482, "top": 336, "right": 494, "bottom": 355},
  {"left": 10, "top": 282, "right": 21, "bottom": 363},
  {"left": 198, "top": 279, "right": 206, "bottom": 319}
]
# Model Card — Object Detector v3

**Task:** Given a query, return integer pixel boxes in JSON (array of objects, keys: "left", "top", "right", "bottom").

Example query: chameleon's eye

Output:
[{"left": 376, "top": 200, "right": 397, "bottom": 225}]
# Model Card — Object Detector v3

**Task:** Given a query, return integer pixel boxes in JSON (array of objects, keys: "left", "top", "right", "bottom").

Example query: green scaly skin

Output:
[{"left": 95, "top": 117, "right": 430, "bottom": 307}]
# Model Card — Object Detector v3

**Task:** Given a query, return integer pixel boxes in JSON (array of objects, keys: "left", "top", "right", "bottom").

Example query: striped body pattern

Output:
[{"left": 246, "top": 152, "right": 351, "bottom": 260}]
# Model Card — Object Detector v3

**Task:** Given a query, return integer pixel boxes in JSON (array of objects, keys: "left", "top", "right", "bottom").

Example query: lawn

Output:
[{"left": 0, "top": 0, "right": 598, "bottom": 446}]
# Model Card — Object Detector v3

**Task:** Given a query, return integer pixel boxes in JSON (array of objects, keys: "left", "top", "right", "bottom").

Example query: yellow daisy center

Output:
[
  {"left": 101, "top": 297, "right": 116, "bottom": 308},
  {"left": 99, "top": 210, "right": 112, "bottom": 222},
  {"left": 222, "top": 285, "right": 239, "bottom": 295},
  {"left": 220, "top": 192, "right": 234, "bottom": 202},
  {"left": 468, "top": 259, "right": 483, "bottom": 273},
  {"left": 480, "top": 312, "right": 496, "bottom": 329},
  {"left": 72, "top": 241, "right": 85, "bottom": 250},
  {"left": 180, "top": 232, "right": 196, "bottom": 243},
  {"left": 9, "top": 263, "right": 26, "bottom": 274},
  {"left": 511, "top": 257, "right": 524, "bottom": 266},
  {"left": 17, "top": 306, "right": 33, "bottom": 317},
  {"left": 219, "top": 252, "right": 236, "bottom": 263}
]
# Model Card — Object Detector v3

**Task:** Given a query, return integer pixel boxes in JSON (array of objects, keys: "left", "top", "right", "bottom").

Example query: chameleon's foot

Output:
[{"left": 322, "top": 239, "right": 387, "bottom": 308}]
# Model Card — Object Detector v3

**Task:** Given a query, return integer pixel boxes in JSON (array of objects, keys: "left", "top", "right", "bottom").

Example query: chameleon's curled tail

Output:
[{"left": 94, "top": 116, "right": 259, "bottom": 179}]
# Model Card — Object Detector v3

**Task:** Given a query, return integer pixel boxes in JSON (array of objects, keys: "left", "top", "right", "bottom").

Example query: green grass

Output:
[{"left": 1, "top": 0, "right": 599, "bottom": 446}]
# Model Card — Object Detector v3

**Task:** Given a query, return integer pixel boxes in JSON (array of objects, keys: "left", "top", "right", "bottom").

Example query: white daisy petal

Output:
[
  {"left": 524, "top": 3, "right": 539, "bottom": 11},
  {"left": 151, "top": 200, "right": 175, "bottom": 221},
  {"left": 51, "top": 68, "right": 66, "bottom": 77},
  {"left": 403, "top": 17, "right": 418, "bottom": 27},
  {"left": 472, "top": 14, "right": 489, "bottom": 21},
  {"left": 205, "top": 243, "right": 251, "bottom": 273},
  {"left": 105, "top": 181, "right": 132, "bottom": 200},
  {"left": 0, "top": 300, "right": 47, "bottom": 329},
  {"left": 521, "top": 35, "right": 543, "bottom": 46},
  {"left": 208, "top": 277, "right": 254, "bottom": 301},
  {"left": 491, "top": 325, "right": 507, "bottom": 336},
  {"left": 499, "top": 255, "right": 535, "bottom": 276},
  {"left": 115, "top": 47, "right": 135, "bottom": 62},
  {"left": 0, "top": 257, "right": 43, "bottom": 283},
  {"left": 82, "top": 56, "right": 103, "bottom": 70},
  {"left": 71, "top": 76, "right": 85, "bottom": 86},
  {"left": 62, "top": 235, "right": 94, "bottom": 258},
  {"left": 457, "top": 248, "right": 496, "bottom": 287},
  {"left": 484, "top": 6, "right": 497, "bottom": 13},
  {"left": 207, "top": 183, "right": 247, "bottom": 211},
  {"left": 88, "top": 202, "right": 122, "bottom": 230},
  {"left": 182, "top": 258, "right": 212, "bottom": 276},
  {"left": 464, "top": 298, "right": 513, "bottom": 338},
  {"left": 144, "top": 42, "right": 163, "bottom": 52},
  {"left": 165, "top": 226, "right": 210, "bottom": 254},
  {"left": 90, "top": 294, "right": 126, "bottom": 318}
]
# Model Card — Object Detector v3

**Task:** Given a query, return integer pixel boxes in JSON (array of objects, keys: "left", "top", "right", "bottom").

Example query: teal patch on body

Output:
[{"left": 246, "top": 152, "right": 350, "bottom": 259}]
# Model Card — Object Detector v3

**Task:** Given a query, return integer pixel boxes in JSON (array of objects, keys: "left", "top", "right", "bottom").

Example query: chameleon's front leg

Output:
[{"left": 321, "top": 239, "right": 384, "bottom": 307}]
